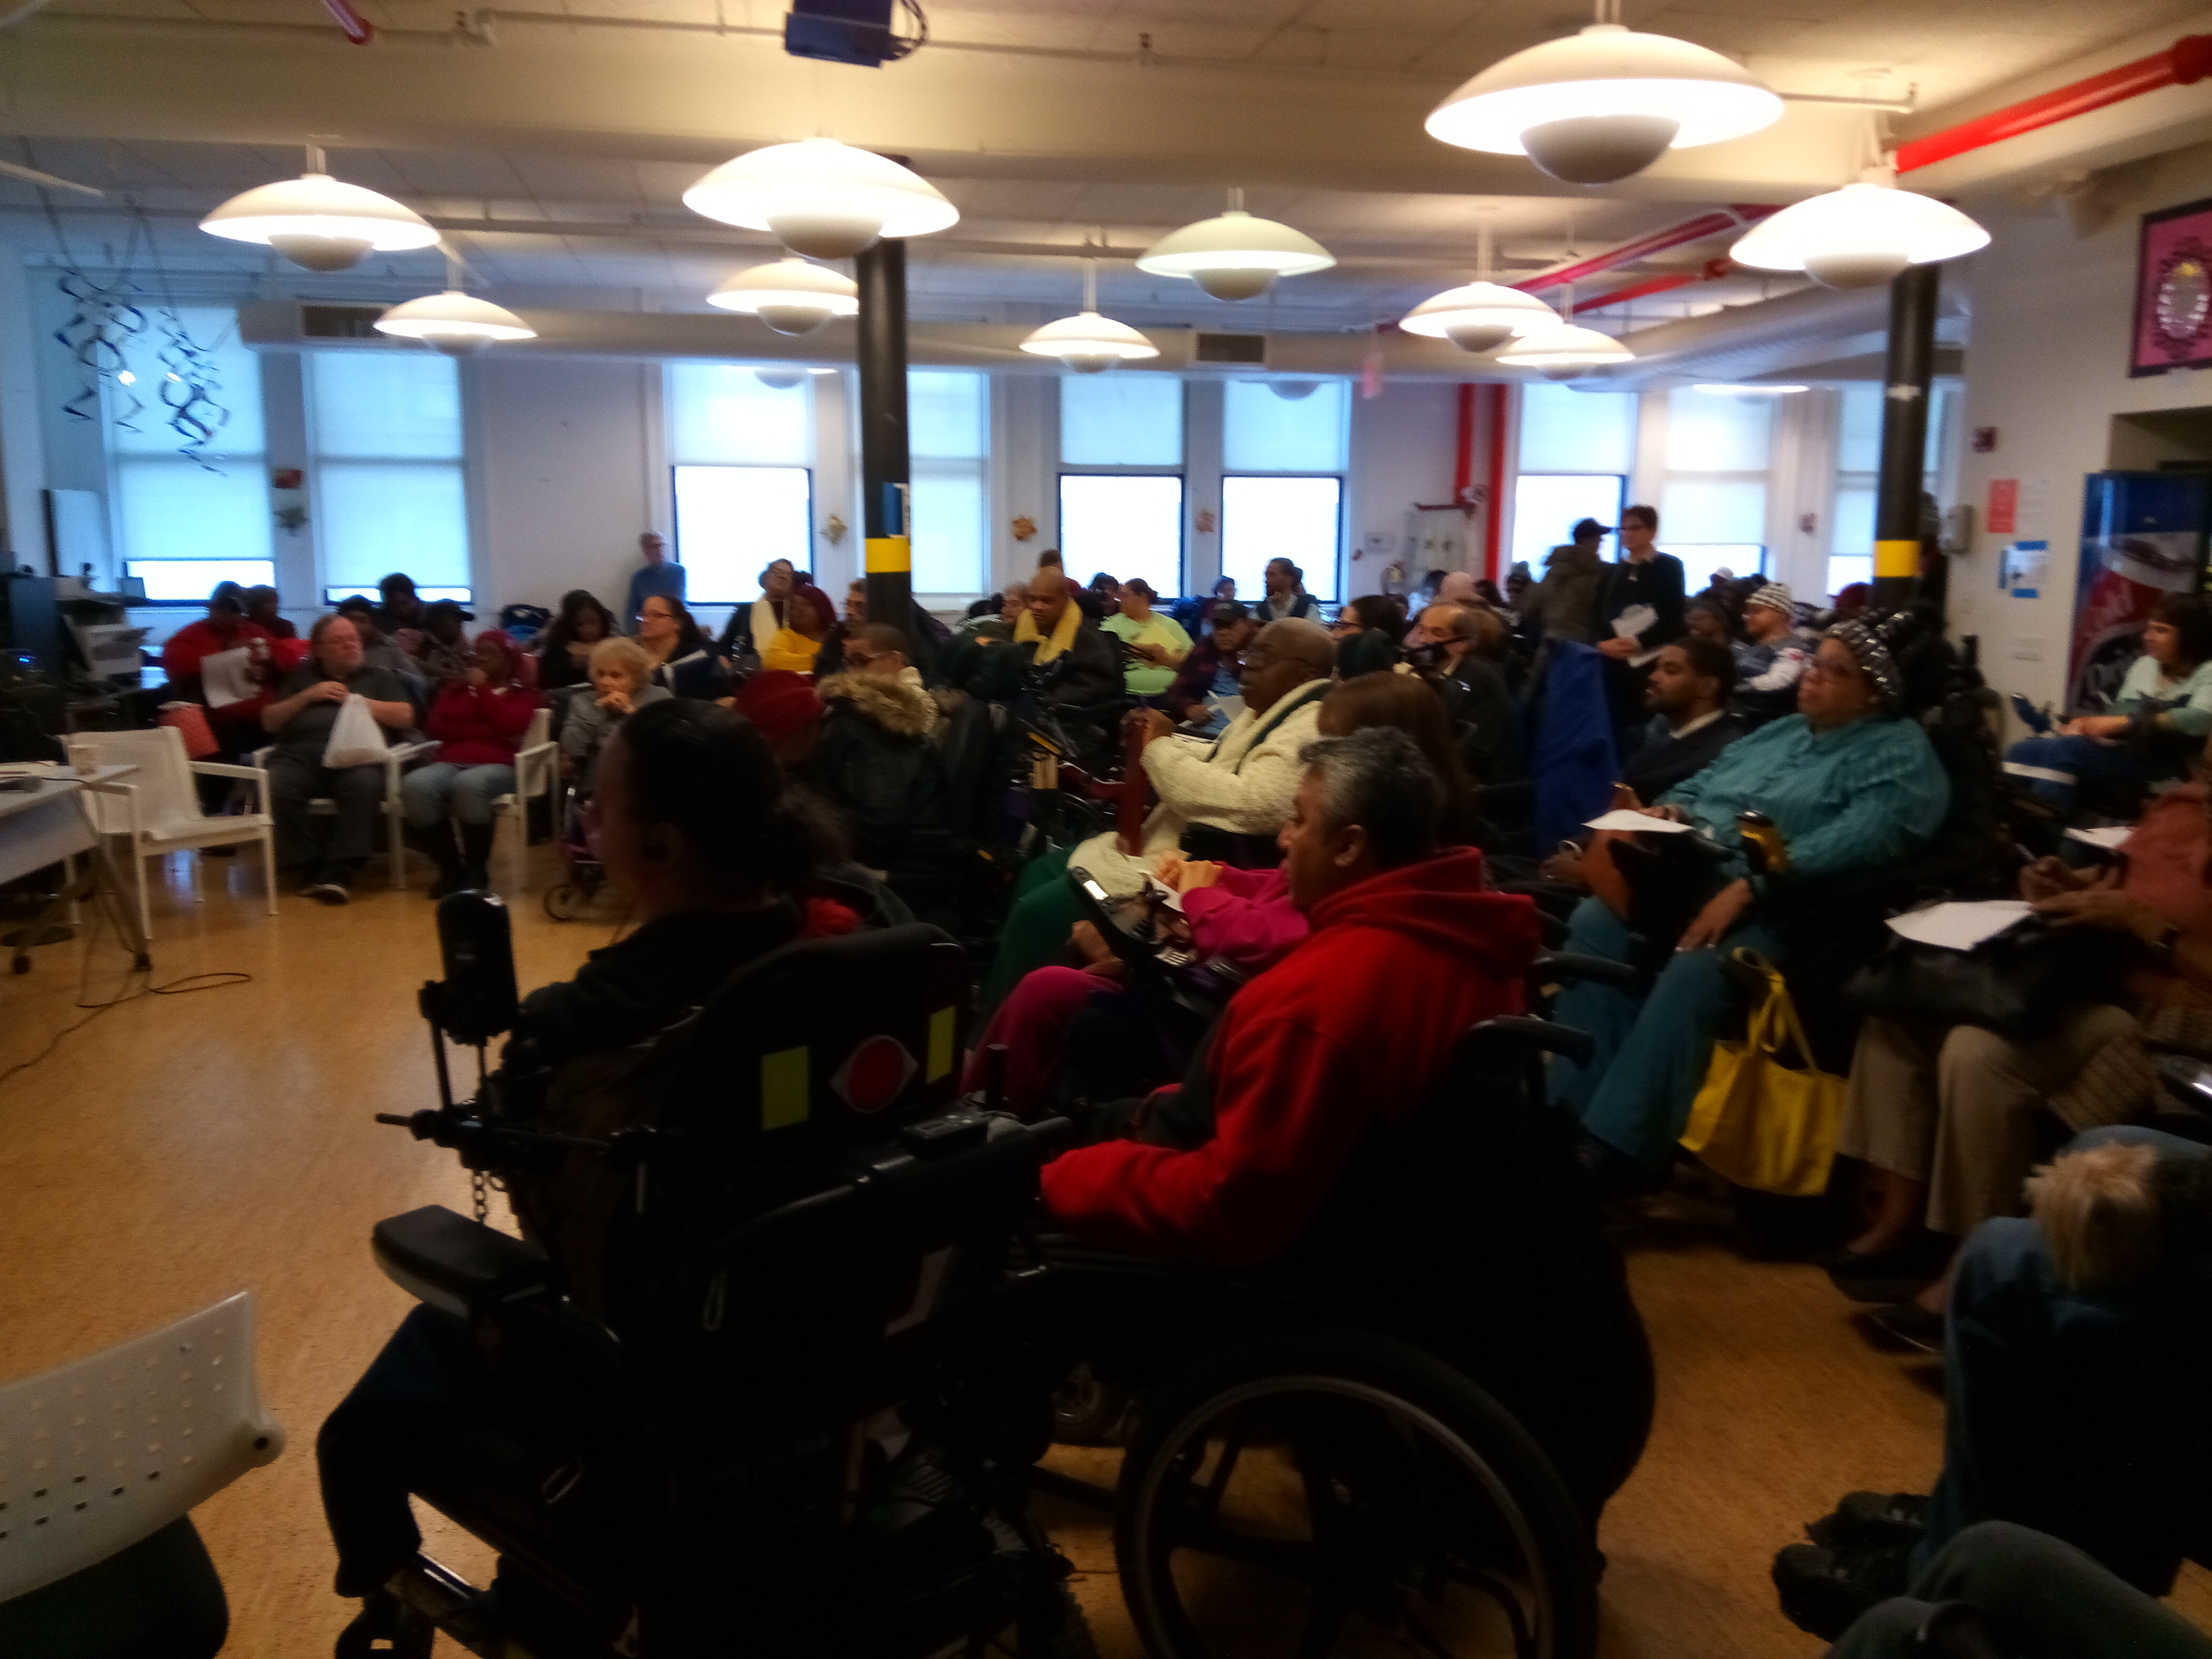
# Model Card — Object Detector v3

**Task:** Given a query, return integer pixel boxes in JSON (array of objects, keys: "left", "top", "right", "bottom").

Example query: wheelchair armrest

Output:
[
  {"left": 372, "top": 1205, "right": 554, "bottom": 1319},
  {"left": 1462, "top": 1015, "right": 1595, "bottom": 1070},
  {"left": 1534, "top": 951, "right": 1645, "bottom": 992}
]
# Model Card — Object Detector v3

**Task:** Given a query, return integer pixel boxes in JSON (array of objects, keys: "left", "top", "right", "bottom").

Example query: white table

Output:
[{"left": 0, "top": 765, "right": 147, "bottom": 974}]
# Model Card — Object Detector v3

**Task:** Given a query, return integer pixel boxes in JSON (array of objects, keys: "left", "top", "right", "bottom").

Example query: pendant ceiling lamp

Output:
[
  {"left": 1495, "top": 287, "right": 1632, "bottom": 371},
  {"left": 683, "top": 138, "right": 959, "bottom": 259},
  {"left": 375, "top": 254, "right": 535, "bottom": 355},
  {"left": 1136, "top": 188, "right": 1335, "bottom": 303},
  {"left": 1730, "top": 173, "right": 1989, "bottom": 290},
  {"left": 708, "top": 258, "right": 860, "bottom": 334},
  {"left": 201, "top": 145, "right": 440, "bottom": 272},
  {"left": 1400, "top": 221, "right": 1556, "bottom": 354},
  {"left": 1424, "top": 0, "right": 1781, "bottom": 185},
  {"left": 1020, "top": 254, "right": 1159, "bottom": 374}
]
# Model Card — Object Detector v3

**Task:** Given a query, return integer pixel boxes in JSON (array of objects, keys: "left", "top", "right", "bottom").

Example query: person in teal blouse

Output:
[
  {"left": 1552, "top": 617, "right": 1954, "bottom": 1192},
  {"left": 2004, "top": 593, "right": 2212, "bottom": 813},
  {"left": 1101, "top": 578, "right": 1194, "bottom": 700}
]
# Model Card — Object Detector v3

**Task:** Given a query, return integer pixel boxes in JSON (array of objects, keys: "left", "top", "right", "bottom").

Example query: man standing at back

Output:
[{"left": 623, "top": 532, "right": 684, "bottom": 631}]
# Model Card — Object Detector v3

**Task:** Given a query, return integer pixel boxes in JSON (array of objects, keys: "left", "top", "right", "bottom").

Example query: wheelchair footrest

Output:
[{"left": 372, "top": 1206, "right": 554, "bottom": 1321}]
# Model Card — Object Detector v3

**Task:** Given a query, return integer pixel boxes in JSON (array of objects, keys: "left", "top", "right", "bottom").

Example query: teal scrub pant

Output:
[
  {"left": 1549, "top": 895, "right": 1785, "bottom": 1170},
  {"left": 981, "top": 845, "right": 1084, "bottom": 1014}
]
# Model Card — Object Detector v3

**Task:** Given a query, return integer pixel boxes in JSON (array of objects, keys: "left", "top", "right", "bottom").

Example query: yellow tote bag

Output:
[{"left": 1679, "top": 950, "right": 1844, "bottom": 1197}]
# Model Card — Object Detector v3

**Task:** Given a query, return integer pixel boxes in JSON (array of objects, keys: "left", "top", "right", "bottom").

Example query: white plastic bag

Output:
[{"left": 321, "top": 693, "right": 388, "bottom": 769}]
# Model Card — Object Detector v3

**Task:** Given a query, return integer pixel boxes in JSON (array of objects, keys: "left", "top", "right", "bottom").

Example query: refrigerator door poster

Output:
[{"left": 2067, "top": 470, "right": 2212, "bottom": 713}]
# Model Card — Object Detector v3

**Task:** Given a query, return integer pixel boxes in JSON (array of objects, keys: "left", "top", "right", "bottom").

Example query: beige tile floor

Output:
[{"left": 2, "top": 841, "right": 2207, "bottom": 1655}]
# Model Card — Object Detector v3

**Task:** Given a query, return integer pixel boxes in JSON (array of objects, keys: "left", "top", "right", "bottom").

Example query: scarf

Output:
[{"left": 1014, "top": 599, "right": 1083, "bottom": 663}]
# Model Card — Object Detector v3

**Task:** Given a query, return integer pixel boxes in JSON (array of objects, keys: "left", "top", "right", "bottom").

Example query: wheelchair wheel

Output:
[
  {"left": 1052, "top": 1361, "right": 1134, "bottom": 1447},
  {"left": 1113, "top": 1329, "right": 1598, "bottom": 1659},
  {"left": 543, "top": 881, "right": 589, "bottom": 921}
]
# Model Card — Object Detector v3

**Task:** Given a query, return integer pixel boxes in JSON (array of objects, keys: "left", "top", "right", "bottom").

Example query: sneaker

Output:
[
  {"left": 1866, "top": 1301, "right": 1945, "bottom": 1354},
  {"left": 1808, "top": 1491, "right": 1930, "bottom": 1552},
  {"left": 1772, "top": 1540, "right": 1912, "bottom": 1641},
  {"left": 305, "top": 880, "right": 350, "bottom": 907},
  {"left": 2008, "top": 693, "right": 2054, "bottom": 735}
]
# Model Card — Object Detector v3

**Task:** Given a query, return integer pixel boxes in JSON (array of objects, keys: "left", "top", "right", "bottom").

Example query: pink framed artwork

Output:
[{"left": 2132, "top": 195, "right": 2212, "bottom": 376}]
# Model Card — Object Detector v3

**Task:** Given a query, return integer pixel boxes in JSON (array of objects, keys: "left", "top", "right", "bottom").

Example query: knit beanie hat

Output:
[
  {"left": 731, "top": 669, "right": 823, "bottom": 744},
  {"left": 1823, "top": 617, "right": 1903, "bottom": 714},
  {"left": 1746, "top": 582, "right": 1793, "bottom": 617}
]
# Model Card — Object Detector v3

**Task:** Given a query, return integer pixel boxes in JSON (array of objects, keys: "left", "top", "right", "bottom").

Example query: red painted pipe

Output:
[
  {"left": 1515, "top": 207, "right": 1775, "bottom": 294},
  {"left": 1484, "top": 383, "right": 1511, "bottom": 583},
  {"left": 1573, "top": 258, "right": 1735, "bottom": 313},
  {"left": 1453, "top": 382, "right": 1474, "bottom": 508},
  {"left": 320, "top": 0, "right": 375, "bottom": 44},
  {"left": 1898, "top": 34, "right": 2212, "bottom": 173}
]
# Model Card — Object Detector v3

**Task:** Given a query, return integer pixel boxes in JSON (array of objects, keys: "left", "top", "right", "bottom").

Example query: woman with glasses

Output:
[
  {"left": 1549, "top": 616, "right": 1953, "bottom": 1196},
  {"left": 635, "top": 594, "right": 731, "bottom": 700}
]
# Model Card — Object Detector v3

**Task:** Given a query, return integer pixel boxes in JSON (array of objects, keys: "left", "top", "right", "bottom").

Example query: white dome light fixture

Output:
[
  {"left": 1020, "top": 254, "right": 1159, "bottom": 374},
  {"left": 1424, "top": 1, "right": 1781, "bottom": 185},
  {"left": 682, "top": 138, "right": 959, "bottom": 259},
  {"left": 708, "top": 258, "right": 860, "bottom": 335},
  {"left": 1400, "top": 220, "right": 1557, "bottom": 354},
  {"left": 1136, "top": 188, "right": 1335, "bottom": 302},
  {"left": 201, "top": 144, "right": 439, "bottom": 272},
  {"left": 1495, "top": 288, "right": 1633, "bottom": 371},
  {"left": 755, "top": 367, "right": 808, "bottom": 389},
  {"left": 374, "top": 290, "right": 535, "bottom": 357},
  {"left": 1730, "top": 175, "right": 1990, "bottom": 290}
]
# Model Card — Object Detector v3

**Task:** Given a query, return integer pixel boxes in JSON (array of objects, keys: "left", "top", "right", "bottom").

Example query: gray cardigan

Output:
[{"left": 559, "top": 683, "right": 672, "bottom": 787}]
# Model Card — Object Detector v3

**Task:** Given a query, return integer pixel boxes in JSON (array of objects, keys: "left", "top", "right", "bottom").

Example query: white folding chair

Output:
[
  {"left": 249, "top": 739, "right": 438, "bottom": 891},
  {"left": 490, "top": 706, "right": 557, "bottom": 894},
  {"left": 70, "top": 727, "right": 277, "bottom": 942},
  {"left": 0, "top": 1292, "right": 284, "bottom": 1610}
]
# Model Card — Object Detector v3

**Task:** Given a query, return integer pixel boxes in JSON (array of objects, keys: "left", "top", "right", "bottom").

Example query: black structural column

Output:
[
  {"left": 855, "top": 237, "right": 911, "bottom": 640},
  {"left": 1872, "top": 262, "right": 1940, "bottom": 614}
]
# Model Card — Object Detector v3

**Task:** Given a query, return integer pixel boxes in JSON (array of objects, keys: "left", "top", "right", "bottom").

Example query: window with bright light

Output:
[
  {"left": 1510, "top": 475, "right": 1624, "bottom": 578},
  {"left": 309, "top": 351, "right": 470, "bottom": 594},
  {"left": 909, "top": 369, "right": 987, "bottom": 594},
  {"left": 1060, "top": 475, "right": 1184, "bottom": 597},
  {"left": 104, "top": 307, "right": 271, "bottom": 599},
  {"left": 665, "top": 363, "right": 816, "bottom": 597},
  {"left": 1830, "top": 383, "right": 1882, "bottom": 599},
  {"left": 1222, "top": 477, "right": 1343, "bottom": 602},
  {"left": 1518, "top": 382, "right": 1637, "bottom": 475},
  {"left": 1061, "top": 375, "right": 1183, "bottom": 466},
  {"left": 1224, "top": 380, "right": 1349, "bottom": 473},
  {"left": 673, "top": 466, "right": 814, "bottom": 604},
  {"left": 1657, "top": 387, "right": 1773, "bottom": 592}
]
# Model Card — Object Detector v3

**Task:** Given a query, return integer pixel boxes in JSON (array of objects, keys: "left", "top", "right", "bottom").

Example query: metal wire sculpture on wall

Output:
[
  {"left": 53, "top": 267, "right": 147, "bottom": 432},
  {"left": 152, "top": 309, "right": 232, "bottom": 467}
]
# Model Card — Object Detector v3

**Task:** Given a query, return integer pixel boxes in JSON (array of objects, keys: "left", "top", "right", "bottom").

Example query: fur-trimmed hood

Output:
[{"left": 817, "top": 669, "right": 939, "bottom": 740}]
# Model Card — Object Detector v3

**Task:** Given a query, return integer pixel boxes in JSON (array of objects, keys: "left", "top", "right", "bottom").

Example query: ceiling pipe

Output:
[
  {"left": 1513, "top": 206, "right": 1776, "bottom": 295},
  {"left": 317, "top": 0, "right": 374, "bottom": 45},
  {"left": 1897, "top": 33, "right": 2212, "bottom": 173},
  {"left": 1572, "top": 258, "right": 1735, "bottom": 313}
]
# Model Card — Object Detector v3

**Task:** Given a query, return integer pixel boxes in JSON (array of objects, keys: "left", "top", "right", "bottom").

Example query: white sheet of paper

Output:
[
  {"left": 1886, "top": 900, "right": 2034, "bottom": 952},
  {"left": 1584, "top": 809, "right": 1693, "bottom": 834},
  {"left": 198, "top": 646, "right": 258, "bottom": 709},
  {"left": 1143, "top": 876, "right": 1186, "bottom": 914},
  {"left": 2066, "top": 824, "right": 2133, "bottom": 851}
]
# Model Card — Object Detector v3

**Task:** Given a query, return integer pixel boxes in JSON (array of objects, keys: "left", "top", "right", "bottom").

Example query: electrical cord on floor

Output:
[{"left": 0, "top": 888, "right": 251, "bottom": 1090}]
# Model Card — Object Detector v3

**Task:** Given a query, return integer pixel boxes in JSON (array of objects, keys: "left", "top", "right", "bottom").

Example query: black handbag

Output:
[{"left": 1841, "top": 919, "right": 2127, "bottom": 1039}]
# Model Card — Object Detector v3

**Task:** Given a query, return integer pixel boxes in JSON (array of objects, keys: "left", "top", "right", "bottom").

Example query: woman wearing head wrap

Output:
[
  {"left": 761, "top": 582, "right": 836, "bottom": 674},
  {"left": 1548, "top": 611, "right": 1954, "bottom": 1194}
]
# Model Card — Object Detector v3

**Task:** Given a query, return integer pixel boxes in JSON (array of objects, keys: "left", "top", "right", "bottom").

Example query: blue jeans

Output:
[
  {"left": 1550, "top": 896, "right": 1786, "bottom": 1170},
  {"left": 2002, "top": 733, "right": 2152, "bottom": 811},
  {"left": 1919, "top": 1126, "right": 2212, "bottom": 1591},
  {"left": 400, "top": 761, "right": 514, "bottom": 829}
]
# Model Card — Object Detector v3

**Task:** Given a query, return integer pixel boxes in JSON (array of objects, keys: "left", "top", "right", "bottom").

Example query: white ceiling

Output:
[{"left": 3, "top": 0, "right": 2206, "bottom": 335}]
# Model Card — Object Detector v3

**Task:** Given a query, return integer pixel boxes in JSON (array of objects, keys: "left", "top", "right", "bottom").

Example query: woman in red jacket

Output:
[{"left": 400, "top": 630, "right": 540, "bottom": 895}]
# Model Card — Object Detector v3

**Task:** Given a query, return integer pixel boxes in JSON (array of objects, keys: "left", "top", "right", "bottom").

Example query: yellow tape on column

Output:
[
  {"left": 865, "top": 535, "right": 911, "bottom": 574},
  {"left": 1873, "top": 539, "right": 1919, "bottom": 579}
]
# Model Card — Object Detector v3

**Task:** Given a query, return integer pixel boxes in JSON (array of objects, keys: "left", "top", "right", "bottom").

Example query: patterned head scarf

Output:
[{"left": 1823, "top": 617, "right": 1904, "bottom": 714}]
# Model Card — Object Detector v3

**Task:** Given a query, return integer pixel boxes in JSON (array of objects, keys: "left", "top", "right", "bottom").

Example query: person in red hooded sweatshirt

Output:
[
  {"left": 161, "top": 580, "right": 276, "bottom": 812},
  {"left": 1042, "top": 724, "right": 1540, "bottom": 1268},
  {"left": 400, "top": 629, "right": 541, "bottom": 895},
  {"left": 1041, "top": 725, "right": 1655, "bottom": 1528}
]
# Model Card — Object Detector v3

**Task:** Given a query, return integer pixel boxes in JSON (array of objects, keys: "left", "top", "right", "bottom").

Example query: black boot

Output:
[
  {"left": 459, "top": 820, "right": 496, "bottom": 892},
  {"left": 406, "top": 821, "right": 464, "bottom": 899}
]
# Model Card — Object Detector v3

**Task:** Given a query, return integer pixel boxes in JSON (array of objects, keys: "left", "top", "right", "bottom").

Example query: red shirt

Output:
[
  {"left": 1041, "top": 849, "right": 1539, "bottom": 1268},
  {"left": 161, "top": 618, "right": 275, "bottom": 725},
  {"left": 423, "top": 681, "right": 539, "bottom": 766}
]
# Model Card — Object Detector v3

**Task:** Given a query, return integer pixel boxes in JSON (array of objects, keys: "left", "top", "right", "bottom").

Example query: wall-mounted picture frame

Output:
[{"left": 2132, "top": 194, "right": 2212, "bottom": 376}]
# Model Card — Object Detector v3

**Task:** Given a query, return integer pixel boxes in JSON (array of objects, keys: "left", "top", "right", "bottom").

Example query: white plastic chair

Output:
[
  {"left": 0, "top": 1292, "right": 284, "bottom": 1608},
  {"left": 490, "top": 706, "right": 557, "bottom": 894},
  {"left": 249, "top": 738, "right": 438, "bottom": 891},
  {"left": 70, "top": 727, "right": 277, "bottom": 941}
]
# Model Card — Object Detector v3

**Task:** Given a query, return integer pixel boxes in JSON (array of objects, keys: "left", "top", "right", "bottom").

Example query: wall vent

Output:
[
  {"left": 300, "top": 305, "right": 386, "bottom": 340},
  {"left": 1193, "top": 331, "right": 1267, "bottom": 366}
]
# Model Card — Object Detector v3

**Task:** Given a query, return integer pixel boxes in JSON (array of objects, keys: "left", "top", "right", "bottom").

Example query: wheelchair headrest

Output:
[{"left": 660, "top": 923, "right": 969, "bottom": 1154}]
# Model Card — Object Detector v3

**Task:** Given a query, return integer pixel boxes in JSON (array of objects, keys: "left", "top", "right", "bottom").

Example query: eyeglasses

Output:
[
  {"left": 1800, "top": 659, "right": 1863, "bottom": 683},
  {"left": 844, "top": 651, "right": 883, "bottom": 671}
]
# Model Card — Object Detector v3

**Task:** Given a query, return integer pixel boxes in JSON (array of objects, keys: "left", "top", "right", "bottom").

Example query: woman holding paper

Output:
[
  {"left": 261, "top": 615, "right": 416, "bottom": 904},
  {"left": 1551, "top": 616, "right": 1952, "bottom": 1198},
  {"left": 162, "top": 581, "right": 276, "bottom": 806},
  {"left": 1830, "top": 778, "right": 2212, "bottom": 1339}
]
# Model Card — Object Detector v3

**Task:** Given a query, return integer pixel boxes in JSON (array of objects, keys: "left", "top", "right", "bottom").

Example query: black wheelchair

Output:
[{"left": 339, "top": 896, "right": 1645, "bottom": 1659}]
